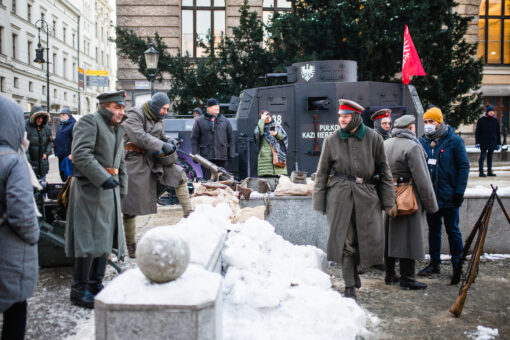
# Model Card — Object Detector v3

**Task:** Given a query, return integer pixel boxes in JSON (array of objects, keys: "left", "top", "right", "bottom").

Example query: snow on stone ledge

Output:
[
  {"left": 465, "top": 185, "right": 510, "bottom": 197},
  {"left": 95, "top": 265, "right": 221, "bottom": 306}
]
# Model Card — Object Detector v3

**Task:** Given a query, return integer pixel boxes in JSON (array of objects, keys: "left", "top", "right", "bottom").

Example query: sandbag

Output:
[
  {"left": 231, "top": 206, "right": 266, "bottom": 224},
  {"left": 274, "top": 176, "right": 314, "bottom": 196}
]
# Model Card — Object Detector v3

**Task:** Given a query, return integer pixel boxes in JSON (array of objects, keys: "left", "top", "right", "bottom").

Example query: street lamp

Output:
[
  {"left": 144, "top": 43, "right": 160, "bottom": 96},
  {"left": 34, "top": 19, "right": 50, "bottom": 112}
]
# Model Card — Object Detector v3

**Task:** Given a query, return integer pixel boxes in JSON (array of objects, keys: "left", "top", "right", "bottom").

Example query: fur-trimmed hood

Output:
[{"left": 29, "top": 107, "right": 50, "bottom": 126}]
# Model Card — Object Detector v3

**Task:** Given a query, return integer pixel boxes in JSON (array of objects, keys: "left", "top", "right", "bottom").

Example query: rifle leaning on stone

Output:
[
  {"left": 450, "top": 188, "right": 496, "bottom": 285},
  {"left": 449, "top": 187, "right": 497, "bottom": 317}
]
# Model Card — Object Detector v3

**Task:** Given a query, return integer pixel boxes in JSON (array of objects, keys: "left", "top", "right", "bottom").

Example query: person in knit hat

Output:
[
  {"left": 370, "top": 108, "right": 392, "bottom": 140},
  {"left": 191, "top": 98, "right": 235, "bottom": 180},
  {"left": 312, "top": 99, "right": 395, "bottom": 301},
  {"left": 418, "top": 106, "right": 469, "bottom": 278},
  {"left": 475, "top": 105, "right": 501, "bottom": 177},
  {"left": 121, "top": 93, "right": 192, "bottom": 258}
]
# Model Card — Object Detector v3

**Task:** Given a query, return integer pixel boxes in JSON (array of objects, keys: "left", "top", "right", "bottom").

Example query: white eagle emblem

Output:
[{"left": 301, "top": 64, "right": 315, "bottom": 82}]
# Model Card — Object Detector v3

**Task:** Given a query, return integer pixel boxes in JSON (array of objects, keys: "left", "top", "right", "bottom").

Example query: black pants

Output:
[
  {"left": 201, "top": 160, "right": 226, "bottom": 181},
  {"left": 479, "top": 148, "right": 494, "bottom": 173},
  {"left": 2, "top": 300, "right": 27, "bottom": 340},
  {"left": 58, "top": 157, "right": 68, "bottom": 182}
]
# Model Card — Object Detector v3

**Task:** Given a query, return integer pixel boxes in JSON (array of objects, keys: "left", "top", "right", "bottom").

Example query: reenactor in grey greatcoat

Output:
[
  {"left": 121, "top": 93, "right": 192, "bottom": 258},
  {"left": 313, "top": 99, "right": 396, "bottom": 300},
  {"left": 371, "top": 108, "right": 392, "bottom": 140},
  {"left": 65, "top": 91, "right": 128, "bottom": 308}
]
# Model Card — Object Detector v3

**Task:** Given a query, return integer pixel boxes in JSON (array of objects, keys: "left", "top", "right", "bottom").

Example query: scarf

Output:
[
  {"left": 262, "top": 120, "right": 288, "bottom": 163},
  {"left": 143, "top": 102, "right": 161, "bottom": 122},
  {"left": 374, "top": 119, "right": 391, "bottom": 140},
  {"left": 341, "top": 113, "right": 363, "bottom": 135},
  {"left": 425, "top": 123, "right": 448, "bottom": 141},
  {"left": 391, "top": 128, "right": 421, "bottom": 145}
]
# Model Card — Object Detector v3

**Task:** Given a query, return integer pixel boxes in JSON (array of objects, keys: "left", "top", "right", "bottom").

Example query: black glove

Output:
[
  {"left": 161, "top": 142, "right": 176, "bottom": 155},
  {"left": 453, "top": 193, "right": 464, "bottom": 207},
  {"left": 101, "top": 176, "right": 120, "bottom": 190}
]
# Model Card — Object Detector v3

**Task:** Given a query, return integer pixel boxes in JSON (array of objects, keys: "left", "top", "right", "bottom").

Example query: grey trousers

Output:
[{"left": 342, "top": 212, "right": 360, "bottom": 287}]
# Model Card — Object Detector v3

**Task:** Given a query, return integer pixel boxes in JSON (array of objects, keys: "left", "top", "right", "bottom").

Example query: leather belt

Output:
[
  {"left": 394, "top": 177, "right": 412, "bottom": 184},
  {"left": 124, "top": 142, "right": 145, "bottom": 153},
  {"left": 105, "top": 167, "right": 119, "bottom": 175},
  {"left": 335, "top": 172, "right": 377, "bottom": 185}
]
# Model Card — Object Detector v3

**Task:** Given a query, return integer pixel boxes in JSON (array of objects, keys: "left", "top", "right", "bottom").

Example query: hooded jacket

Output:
[
  {"left": 54, "top": 112, "right": 76, "bottom": 158},
  {"left": 26, "top": 106, "right": 52, "bottom": 177},
  {"left": 0, "top": 97, "right": 39, "bottom": 312}
]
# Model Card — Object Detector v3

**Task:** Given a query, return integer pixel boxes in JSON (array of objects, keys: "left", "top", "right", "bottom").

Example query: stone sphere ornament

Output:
[{"left": 136, "top": 227, "right": 190, "bottom": 283}]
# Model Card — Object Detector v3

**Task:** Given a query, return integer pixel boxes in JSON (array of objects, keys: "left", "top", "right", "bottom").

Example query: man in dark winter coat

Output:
[
  {"left": 475, "top": 105, "right": 501, "bottom": 177},
  {"left": 25, "top": 105, "right": 52, "bottom": 179},
  {"left": 53, "top": 108, "right": 76, "bottom": 181},
  {"left": 191, "top": 98, "right": 235, "bottom": 180},
  {"left": 65, "top": 91, "right": 127, "bottom": 309},
  {"left": 418, "top": 107, "right": 470, "bottom": 277},
  {"left": 313, "top": 99, "right": 395, "bottom": 300},
  {"left": 0, "top": 97, "right": 40, "bottom": 340},
  {"left": 122, "top": 93, "right": 192, "bottom": 258}
]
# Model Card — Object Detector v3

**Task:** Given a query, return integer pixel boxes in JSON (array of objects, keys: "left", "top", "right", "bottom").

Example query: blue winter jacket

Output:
[
  {"left": 54, "top": 114, "right": 76, "bottom": 158},
  {"left": 419, "top": 126, "right": 470, "bottom": 208}
]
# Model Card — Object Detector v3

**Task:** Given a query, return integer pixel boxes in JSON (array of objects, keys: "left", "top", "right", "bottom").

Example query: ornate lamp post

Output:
[
  {"left": 34, "top": 19, "right": 50, "bottom": 112},
  {"left": 144, "top": 43, "right": 160, "bottom": 96}
]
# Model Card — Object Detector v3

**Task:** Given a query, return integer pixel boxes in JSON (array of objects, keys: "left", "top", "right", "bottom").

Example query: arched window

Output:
[
  {"left": 478, "top": 0, "right": 510, "bottom": 64},
  {"left": 181, "top": 0, "right": 225, "bottom": 58}
]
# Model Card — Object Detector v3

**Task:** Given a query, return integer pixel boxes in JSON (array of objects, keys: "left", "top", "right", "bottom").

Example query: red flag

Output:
[{"left": 402, "top": 25, "right": 426, "bottom": 85}]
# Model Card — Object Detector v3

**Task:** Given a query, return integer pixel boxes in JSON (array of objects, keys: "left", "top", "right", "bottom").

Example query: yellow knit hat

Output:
[{"left": 423, "top": 107, "right": 443, "bottom": 124}]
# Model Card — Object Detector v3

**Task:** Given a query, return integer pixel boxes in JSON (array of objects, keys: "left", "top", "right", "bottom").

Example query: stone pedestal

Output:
[{"left": 95, "top": 266, "right": 222, "bottom": 340}]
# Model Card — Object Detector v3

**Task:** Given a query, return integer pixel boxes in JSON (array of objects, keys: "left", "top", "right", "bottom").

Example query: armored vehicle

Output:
[{"left": 164, "top": 60, "right": 425, "bottom": 179}]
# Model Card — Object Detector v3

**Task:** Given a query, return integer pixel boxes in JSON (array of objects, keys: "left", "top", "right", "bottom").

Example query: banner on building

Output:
[
  {"left": 86, "top": 69, "right": 109, "bottom": 87},
  {"left": 78, "top": 67, "right": 85, "bottom": 89}
]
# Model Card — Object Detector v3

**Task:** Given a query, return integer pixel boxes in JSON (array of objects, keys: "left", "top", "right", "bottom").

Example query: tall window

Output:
[
  {"left": 27, "top": 4, "right": 31, "bottom": 22},
  {"left": 478, "top": 0, "right": 510, "bottom": 64},
  {"left": 263, "top": 0, "right": 292, "bottom": 28},
  {"left": 27, "top": 41, "right": 32, "bottom": 64},
  {"left": 53, "top": 52, "right": 57, "bottom": 74},
  {"left": 52, "top": 20, "right": 56, "bottom": 36},
  {"left": 181, "top": 0, "right": 225, "bottom": 58},
  {"left": 63, "top": 26, "right": 66, "bottom": 43},
  {"left": 0, "top": 26, "right": 4, "bottom": 55},
  {"left": 12, "top": 33, "right": 17, "bottom": 60},
  {"left": 63, "top": 57, "right": 67, "bottom": 79},
  {"left": 12, "top": 0, "right": 16, "bottom": 14}
]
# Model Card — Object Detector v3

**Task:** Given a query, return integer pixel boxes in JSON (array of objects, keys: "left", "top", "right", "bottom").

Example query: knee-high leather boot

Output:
[
  {"left": 400, "top": 258, "right": 427, "bottom": 290},
  {"left": 89, "top": 256, "right": 108, "bottom": 296},
  {"left": 385, "top": 256, "right": 400, "bottom": 285},
  {"left": 70, "top": 258, "right": 94, "bottom": 308}
]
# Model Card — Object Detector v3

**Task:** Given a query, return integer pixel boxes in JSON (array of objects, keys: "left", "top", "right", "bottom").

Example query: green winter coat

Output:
[
  {"left": 255, "top": 119, "right": 288, "bottom": 176},
  {"left": 312, "top": 126, "right": 395, "bottom": 267},
  {"left": 25, "top": 111, "right": 52, "bottom": 178},
  {"left": 65, "top": 106, "right": 127, "bottom": 258}
]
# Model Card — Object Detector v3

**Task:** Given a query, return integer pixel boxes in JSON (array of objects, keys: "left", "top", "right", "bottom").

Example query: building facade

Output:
[
  {"left": 116, "top": 0, "right": 509, "bottom": 131},
  {"left": 0, "top": 0, "right": 117, "bottom": 114}
]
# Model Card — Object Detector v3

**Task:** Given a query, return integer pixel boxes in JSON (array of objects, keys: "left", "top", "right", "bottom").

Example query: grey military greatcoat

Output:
[
  {"left": 65, "top": 106, "right": 127, "bottom": 258},
  {"left": 121, "top": 106, "right": 185, "bottom": 216},
  {"left": 384, "top": 135, "right": 439, "bottom": 260},
  {"left": 313, "top": 127, "right": 395, "bottom": 267}
]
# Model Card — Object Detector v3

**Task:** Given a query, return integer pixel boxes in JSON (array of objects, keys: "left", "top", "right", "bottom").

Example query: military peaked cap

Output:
[
  {"left": 371, "top": 108, "right": 392, "bottom": 121},
  {"left": 97, "top": 91, "right": 127, "bottom": 105},
  {"left": 338, "top": 99, "right": 364, "bottom": 115}
]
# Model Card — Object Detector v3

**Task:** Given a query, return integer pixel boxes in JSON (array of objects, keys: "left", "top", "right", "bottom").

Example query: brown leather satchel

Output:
[
  {"left": 394, "top": 179, "right": 418, "bottom": 216},
  {"left": 57, "top": 177, "right": 72, "bottom": 209},
  {"left": 272, "top": 147, "right": 286, "bottom": 168}
]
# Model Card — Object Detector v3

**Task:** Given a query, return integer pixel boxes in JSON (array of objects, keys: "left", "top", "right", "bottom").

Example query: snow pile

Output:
[
  {"left": 465, "top": 325, "right": 499, "bottom": 340},
  {"left": 222, "top": 215, "right": 370, "bottom": 340},
  {"left": 483, "top": 253, "right": 510, "bottom": 260}
]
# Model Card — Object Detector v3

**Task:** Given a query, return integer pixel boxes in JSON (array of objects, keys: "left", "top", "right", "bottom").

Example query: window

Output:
[
  {"left": 72, "top": 62, "right": 76, "bottom": 81},
  {"left": 53, "top": 53, "right": 57, "bottom": 74},
  {"left": 41, "top": 12, "right": 45, "bottom": 23},
  {"left": 27, "top": 4, "right": 31, "bottom": 22},
  {"left": 64, "top": 91, "right": 67, "bottom": 100},
  {"left": 73, "top": 94, "right": 76, "bottom": 103},
  {"left": 478, "top": 0, "right": 510, "bottom": 64},
  {"left": 101, "top": 51, "right": 104, "bottom": 65},
  {"left": 52, "top": 20, "right": 56, "bottom": 36},
  {"left": 72, "top": 33, "right": 75, "bottom": 48},
  {"left": 63, "top": 27, "right": 66, "bottom": 43},
  {"left": 13, "top": 77, "right": 19, "bottom": 88},
  {"left": 0, "top": 26, "right": 4, "bottom": 55},
  {"left": 63, "top": 57, "right": 67, "bottom": 79},
  {"left": 42, "top": 84, "right": 46, "bottom": 94},
  {"left": 12, "top": 33, "right": 17, "bottom": 60},
  {"left": 54, "top": 88, "right": 57, "bottom": 98},
  {"left": 12, "top": 0, "right": 16, "bottom": 14},
  {"left": 29, "top": 81, "right": 33, "bottom": 92},
  {"left": 27, "top": 41, "right": 32, "bottom": 64},
  {"left": 106, "top": 53, "right": 109, "bottom": 68},
  {"left": 95, "top": 47, "right": 98, "bottom": 62},
  {"left": 181, "top": 0, "right": 226, "bottom": 57},
  {"left": 0, "top": 77, "right": 5, "bottom": 92}
]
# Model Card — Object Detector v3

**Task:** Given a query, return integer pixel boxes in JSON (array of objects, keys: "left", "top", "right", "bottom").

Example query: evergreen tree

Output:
[{"left": 268, "top": 0, "right": 483, "bottom": 128}]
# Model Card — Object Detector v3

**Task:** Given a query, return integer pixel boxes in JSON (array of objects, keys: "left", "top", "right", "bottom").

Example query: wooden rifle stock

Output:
[{"left": 449, "top": 190, "right": 496, "bottom": 317}]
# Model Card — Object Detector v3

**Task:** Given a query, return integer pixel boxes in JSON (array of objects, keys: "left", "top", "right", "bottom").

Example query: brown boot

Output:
[{"left": 127, "top": 243, "right": 136, "bottom": 259}]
